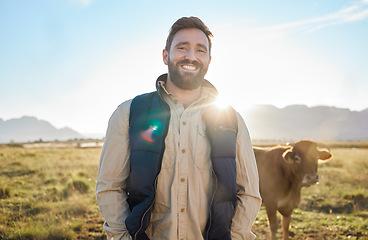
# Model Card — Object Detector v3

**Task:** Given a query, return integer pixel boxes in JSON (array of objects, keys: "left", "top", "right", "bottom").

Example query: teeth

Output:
[{"left": 182, "top": 65, "right": 197, "bottom": 71}]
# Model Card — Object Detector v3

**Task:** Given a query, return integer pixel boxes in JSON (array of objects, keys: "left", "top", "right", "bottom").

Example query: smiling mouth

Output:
[{"left": 181, "top": 64, "right": 198, "bottom": 71}]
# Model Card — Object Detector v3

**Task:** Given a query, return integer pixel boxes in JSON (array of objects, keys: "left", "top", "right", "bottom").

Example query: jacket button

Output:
[
  {"left": 181, "top": 208, "right": 185, "bottom": 212},
  {"left": 181, "top": 149, "right": 186, "bottom": 154},
  {"left": 183, "top": 121, "right": 187, "bottom": 126},
  {"left": 174, "top": 100, "right": 178, "bottom": 104},
  {"left": 180, "top": 178, "right": 185, "bottom": 182}
]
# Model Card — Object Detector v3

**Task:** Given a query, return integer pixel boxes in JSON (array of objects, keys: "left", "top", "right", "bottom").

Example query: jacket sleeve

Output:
[
  {"left": 96, "top": 100, "right": 133, "bottom": 240},
  {"left": 231, "top": 113, "right": 262, "bottom": 240}
]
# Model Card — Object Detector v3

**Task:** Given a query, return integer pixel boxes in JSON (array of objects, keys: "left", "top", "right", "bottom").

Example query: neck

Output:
[{"left": 165, "top": 77, "right": 201, "bottom": 109}]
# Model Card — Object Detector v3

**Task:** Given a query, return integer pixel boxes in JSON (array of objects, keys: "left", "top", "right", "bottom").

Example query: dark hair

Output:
[{"left": 165, "top": 17, "right": 213, "bottom": 55}]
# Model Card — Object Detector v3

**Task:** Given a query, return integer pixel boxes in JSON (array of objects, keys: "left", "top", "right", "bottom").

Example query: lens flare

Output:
[
  {"left": 140, "top": 126, "right": 157, "bottom": 142},
  {"left": 140, "top": 119, "right": 163, "bottom": 143}
]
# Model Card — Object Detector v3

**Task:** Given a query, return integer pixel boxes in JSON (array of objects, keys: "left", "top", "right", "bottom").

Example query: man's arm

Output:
[
  {"left": 96, "top": 100, "right": 133, "bottom": 240},
  {"left": 231, "top": 113, "right": 262, "bottom": 240}
]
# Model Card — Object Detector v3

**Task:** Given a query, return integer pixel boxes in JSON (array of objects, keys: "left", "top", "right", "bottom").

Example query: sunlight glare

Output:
[{"left": 214, "top": 94, "right": 230, "bottom": 110}]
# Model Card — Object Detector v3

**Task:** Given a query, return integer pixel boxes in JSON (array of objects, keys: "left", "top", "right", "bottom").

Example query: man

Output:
[{"left": 96, "top": 16, "right": 261, "bottom": 240}]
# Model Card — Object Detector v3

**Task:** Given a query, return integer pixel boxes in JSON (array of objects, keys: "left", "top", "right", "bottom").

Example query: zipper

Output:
[
  {"left": 133, "top": 177, "right": 158, "bottom": 240},
  {"left": 205, "top": 170, "right": 218, "bottom": 240}
]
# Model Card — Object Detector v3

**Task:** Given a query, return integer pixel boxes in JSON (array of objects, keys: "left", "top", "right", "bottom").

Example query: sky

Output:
[{"left": 1, "top": 0, "right": 368, "bottom": 135}]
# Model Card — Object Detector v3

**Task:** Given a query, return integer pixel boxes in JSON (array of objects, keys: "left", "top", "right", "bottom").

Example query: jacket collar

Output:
[{"left": 155, "top": 73, "right": 219, "bottom": 100}]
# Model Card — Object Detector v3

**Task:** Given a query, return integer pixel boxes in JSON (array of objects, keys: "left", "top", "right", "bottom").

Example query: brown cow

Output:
[{"left": 254, "top": 140, "right": 332, "bottom": 240}]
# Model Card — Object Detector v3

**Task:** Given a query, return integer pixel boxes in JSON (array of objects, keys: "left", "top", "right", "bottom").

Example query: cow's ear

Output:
[
  {"left": 282, "top": 149, "right": 301, "bottom": 164},
  {"left": 319, "top": 150, "right": 332, "bottom": 161}
]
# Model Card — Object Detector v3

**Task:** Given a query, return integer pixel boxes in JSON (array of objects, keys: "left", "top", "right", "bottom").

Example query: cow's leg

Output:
[
  {"left": 281, "top": 215, "right": 291, "bottom": 240},
  {"left": 266, "top": 207, "right": 278, "bottom": 240}
]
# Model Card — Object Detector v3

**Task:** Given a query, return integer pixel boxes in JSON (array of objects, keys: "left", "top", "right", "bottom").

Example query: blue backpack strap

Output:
[
  {"left": 203, "top": 105, "right": 238, "bottom": 240},
  {"left": 126, "top": 92, "right": 171, "bottom": 240}
]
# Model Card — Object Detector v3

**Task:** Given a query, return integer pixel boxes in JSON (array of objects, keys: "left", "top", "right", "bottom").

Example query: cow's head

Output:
[{"left": 282, "top": 140, "right": 332, "bottom": 187}]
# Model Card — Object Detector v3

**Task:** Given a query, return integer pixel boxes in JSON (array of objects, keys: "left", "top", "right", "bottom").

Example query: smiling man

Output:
[
  {"left": 165, "top": 27, "right": 210, "bottom": 90},
  {"left": 96, "top": 17, "right": 261, "bottom": 240}
]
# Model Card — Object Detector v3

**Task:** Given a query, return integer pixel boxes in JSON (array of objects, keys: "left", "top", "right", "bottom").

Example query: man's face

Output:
[{"left": 163, "top": 28, "right": 211, "bottom": 90}]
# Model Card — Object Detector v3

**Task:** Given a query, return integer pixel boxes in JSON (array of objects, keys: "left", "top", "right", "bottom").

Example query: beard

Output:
[{"left": 168, "top": 58, "right": 208, "bottom": 90}]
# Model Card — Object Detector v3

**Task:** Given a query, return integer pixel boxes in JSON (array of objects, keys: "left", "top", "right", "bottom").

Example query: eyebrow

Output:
[{"left": 175, "top": 41, "right": 208, "bottom": 50}]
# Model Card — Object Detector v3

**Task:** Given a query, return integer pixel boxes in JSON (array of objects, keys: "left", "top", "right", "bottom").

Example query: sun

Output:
[{"left": 214, "top": 94, "right": 230, "bottom": 110}]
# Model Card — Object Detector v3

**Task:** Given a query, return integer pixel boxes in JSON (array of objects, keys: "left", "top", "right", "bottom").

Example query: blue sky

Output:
[{"left": 1, "top": 0, "right": 367, "bottom": 134}]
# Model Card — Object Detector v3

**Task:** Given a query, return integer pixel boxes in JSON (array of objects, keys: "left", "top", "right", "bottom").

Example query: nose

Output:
[
  {"left": 185, "top": 49, "right": 197, "bottom": 61},
  {"left": 302, "top": 174, "right": 320, "bottom": 187},
  {"left": 306, "top": 174, "right": 319, "bottom": 183}
]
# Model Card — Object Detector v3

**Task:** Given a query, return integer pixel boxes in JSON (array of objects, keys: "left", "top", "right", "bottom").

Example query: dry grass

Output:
[
  {"left": 0, "top": 144, "right": 105, "bottom": 239},
  {"left": 1, "top": 142, "right": 367, "bottom": 239}
]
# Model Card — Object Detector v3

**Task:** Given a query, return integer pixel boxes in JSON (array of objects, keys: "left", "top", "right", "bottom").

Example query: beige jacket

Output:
[{"left": 96, "top": 79, "right": 261, "bottom": 240}]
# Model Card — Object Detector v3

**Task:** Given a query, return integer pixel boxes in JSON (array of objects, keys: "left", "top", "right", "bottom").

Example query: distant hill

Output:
[
  {"left": 0, "top": 116, "right": 83, "bottom": 143},
  {"left": 243, "top": 105, "right": 368, "bottom": 141},
  {"left": 1, "top": 105, "right": 367, "bottom": 143}
]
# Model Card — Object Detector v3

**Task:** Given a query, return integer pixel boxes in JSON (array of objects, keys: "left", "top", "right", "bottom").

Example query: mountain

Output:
[
  {"left": 243, "top": 105, "right": 368, "bottom": 141},
  {"left": 1, "top": 105, "right": 367, "bottom": 143},
  {"left": 0, "top": 116, "right": 83, "bottom": 143}
]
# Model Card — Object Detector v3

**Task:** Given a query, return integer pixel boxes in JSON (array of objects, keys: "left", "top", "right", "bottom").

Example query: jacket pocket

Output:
[
  {"left": 194, "top": 125, "right": 211, "bottom": 169},
  {"left": 161, "top": 129, "right": 175, "bottom": 169}
]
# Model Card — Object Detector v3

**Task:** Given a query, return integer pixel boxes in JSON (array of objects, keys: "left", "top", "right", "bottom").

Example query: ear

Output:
[
  {"left": 319, "top": 150, "right": 332, "bottom": 160},
  {"left": 282, "top": 148, "right": 302, "bottom": 164},
  {"left": 163, "top": 49, "right": 168, "bottom": 65}
]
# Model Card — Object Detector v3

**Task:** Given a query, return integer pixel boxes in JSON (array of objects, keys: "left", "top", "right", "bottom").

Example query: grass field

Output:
[
  {"left": 0, "top": 142, "right": 367, "bottom": 239},
  {"left": 0, "top": 144, "right": 104, "bottom": 240}
]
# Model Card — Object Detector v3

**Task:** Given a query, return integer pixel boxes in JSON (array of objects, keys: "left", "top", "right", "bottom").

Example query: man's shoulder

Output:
[
  {"left": 115, "top": 91, "right": 158, "bottom": 114},
  {"left": 233, "top": 110, "right": 252, "bottom": 139},
  {"left": 134, "top": 91, "right": 157, "bottom": 98},
  {"left": 116, "top": 98, "right": 133, "bottom": 111}
]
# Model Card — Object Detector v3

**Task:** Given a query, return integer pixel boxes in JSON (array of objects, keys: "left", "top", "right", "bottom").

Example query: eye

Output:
[{"left": 198, "top": 49, "right": 207, "bottom": 53}]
